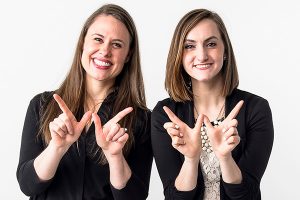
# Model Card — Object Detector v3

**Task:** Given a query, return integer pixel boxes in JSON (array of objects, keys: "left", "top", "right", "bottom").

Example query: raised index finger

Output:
[
  {"left": 53, "top": 94, "right": 72, "bottom": 116},
  {"left": 225, "top": 100, "right": 244, "bottom": 122},
  {"left": 163, "top": 106, "right": 183, "bottom": 126},
  {"left": 108, "top": 107, "right": 133, "bottom": 124}
]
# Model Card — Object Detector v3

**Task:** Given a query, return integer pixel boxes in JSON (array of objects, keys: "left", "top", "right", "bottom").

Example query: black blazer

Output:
[
  {"left": 17, "top": 91, "right": 153, "bottom": 200},
  {"left": 151, "top": 89, "right": 274, "bottom": 200}
]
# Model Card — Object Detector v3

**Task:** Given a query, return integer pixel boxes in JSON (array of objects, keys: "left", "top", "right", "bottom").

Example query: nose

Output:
[
  {"left": 98, "top": 43, "right": 112, "bottom": 57},
  {"left": 196, "top": 47, "right": 208, "bottom": 62}
]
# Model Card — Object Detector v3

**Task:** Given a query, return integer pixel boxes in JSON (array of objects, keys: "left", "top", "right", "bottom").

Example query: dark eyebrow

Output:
[
  {"left": 91, "top": 33, "right": 126, "bottom": 44},
  {"left": 185, "top": 39, "right": 196, "bottom": 43},
  {"left": 92, "top": 33, "right": 104, "bottom": 38},
  {"left": 204, "top": 36, "right": 219, "bottom": 42},
  {"left": 184, "top": 36, "right": 219, "bottom": 43}
]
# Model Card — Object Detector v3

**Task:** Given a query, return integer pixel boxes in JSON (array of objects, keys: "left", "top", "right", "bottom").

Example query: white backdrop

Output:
[{"left": 1, "top": 0, "right": 299, "bottom": 199}]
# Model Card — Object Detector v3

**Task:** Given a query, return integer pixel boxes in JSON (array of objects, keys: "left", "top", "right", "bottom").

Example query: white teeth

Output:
[
  {"left": 195, "top": 64, "right": 211, "bottom": 69},
  {"left": 94, "top": 59, "right": 111, "bottom": 66}
]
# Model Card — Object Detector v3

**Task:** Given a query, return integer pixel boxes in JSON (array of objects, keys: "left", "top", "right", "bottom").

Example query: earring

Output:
[{"left": 223, "top": 55, "right": 227, "bottom": 60}]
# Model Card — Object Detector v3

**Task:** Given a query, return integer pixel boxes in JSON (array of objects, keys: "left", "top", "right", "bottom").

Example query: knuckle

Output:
[
  {"left": 63, "top": 116, "right": 70, "bottom": 123},
  {"left": 53, "top": 118, "right": 59, "bottom": 123},
  {"left": 163, "top": 123, "right": 167, "bottom": 129},
  {"left": 112, "top": 123, "right": 118, "bottom": 129},
  {"left": 54, "top": 126, "right": 60, "bottom": 132},
  {"left": 172, "top": 140, "right": 177, "bottom": 146},
  {"left": 116, "top": 123, "right": 121, "bottom": 129},
  {"left": 173, "top": 137, "right": 179, "bottom": 143},
  {"left": 169, "top": 128, "right": 174, "bottom": 135}
]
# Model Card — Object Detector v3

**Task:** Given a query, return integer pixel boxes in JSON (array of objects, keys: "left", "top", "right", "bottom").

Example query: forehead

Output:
[
  {"left": 186, "top": 19, "right": 221, "bottom": 40},
  {"left": 87, "top": 14, "right": 130, "bottom": 41}
]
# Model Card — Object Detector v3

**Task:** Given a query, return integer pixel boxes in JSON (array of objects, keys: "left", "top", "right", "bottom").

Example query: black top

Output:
[
  {"left": 17, "top": 91, "right": 153, "bottom": 200},
  {"left": 151, "top": 89, "right": 274, "bottom": 200}
]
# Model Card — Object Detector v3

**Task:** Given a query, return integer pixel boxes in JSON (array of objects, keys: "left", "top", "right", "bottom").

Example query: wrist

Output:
[
  {"left": 184, "top": 156, "right": 200, "bottom": 164},
  {"left": 218, "top": 153, "right": 233, "bottom": 163},
  {"left": 103, "top": 151, "right": 124, "bottom": 163},
  {"left": 48, "top": 140, "right": 69, "bottom": 156}
]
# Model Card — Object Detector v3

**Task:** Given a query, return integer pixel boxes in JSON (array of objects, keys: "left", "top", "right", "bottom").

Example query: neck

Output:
[
  {"left": 192, "top": 76, "right": 225, "bottom": 120},
  {"left": 85, "top": 75, "right": 115, "bottom": 111}
]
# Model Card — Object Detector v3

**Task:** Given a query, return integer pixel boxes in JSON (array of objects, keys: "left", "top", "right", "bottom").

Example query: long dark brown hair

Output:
[
  {"left": 39, "top": 4, "right": 147, "bottom": 164},
  {"left": 165, "top": 9, "right": 239, "bottom": 102}
]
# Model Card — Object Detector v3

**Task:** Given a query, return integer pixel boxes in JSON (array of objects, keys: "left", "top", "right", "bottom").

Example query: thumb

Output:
[
  {"left": 194, "top": 113, "right": 204, "bottom": 131},
  {"left": 203, "top": 115, "right": 213, "bottom": 130},
  {"left": 78, "top": 111, "right": 92, "bottom": 130},
  {"left": 92, "top": 113, "right": 106, "bottom": 141}
]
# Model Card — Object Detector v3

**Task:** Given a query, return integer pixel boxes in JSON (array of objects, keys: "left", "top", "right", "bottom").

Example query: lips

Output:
[
  {"left": 93, "top": 58, "right": 113, "bottom": 69},
  {"left": 193, "top": 63, "right": 212, "bottom": 70}
]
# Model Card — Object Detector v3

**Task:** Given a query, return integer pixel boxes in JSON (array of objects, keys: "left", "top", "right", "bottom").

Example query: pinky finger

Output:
[
  {"left": 50, "top": 122, "right": 66, "bottom": 138},
  {"left": 112, "top": 128, "right": 126, "bottom": 142},
  {"left": 172, "top": 137, "right": 185, "bottom": 147},
  {"left": 117, "top": 133, "right": 129, "bottom": 143},
  {"left": 226, "top": 135, "right": 240, "bottom": 145}
]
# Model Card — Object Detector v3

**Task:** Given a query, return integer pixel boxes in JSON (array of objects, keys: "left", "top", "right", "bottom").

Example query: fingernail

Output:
[{"left": 175, "top": 124, "right": 179, "bottom": 129}]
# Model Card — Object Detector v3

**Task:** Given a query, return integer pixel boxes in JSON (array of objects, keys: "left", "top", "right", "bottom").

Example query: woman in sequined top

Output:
[
  {"left": 151, "top": 8, "right": 273, "bottom": 200},
  {"left": 17, "top": 4, "right": 152, "bottom": 200}
]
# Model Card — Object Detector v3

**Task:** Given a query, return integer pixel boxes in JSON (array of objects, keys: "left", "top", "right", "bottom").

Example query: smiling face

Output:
[
  {"left": 182, "top": 19, "right": 225, "bottom": 84},
  {"left": 81, "top": 14, "right": 131, "bottom": 86}
]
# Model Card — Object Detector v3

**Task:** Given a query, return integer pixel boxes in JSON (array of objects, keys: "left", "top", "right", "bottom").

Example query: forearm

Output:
[
  {"left": 175, "top": 157, "right": 200, "bottom": 191},
  {"left": 219, "top": 155, "right": 242, "bottom": 184},
  {"left": 33, "top": 141, "right": 67, "bottom": 181},
  {"left": 106, "top": 153, "right": 132, "bottom": 189}
]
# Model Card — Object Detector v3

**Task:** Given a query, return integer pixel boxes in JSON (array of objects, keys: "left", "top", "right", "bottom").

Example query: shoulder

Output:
[
  {"left": 29, "top": 91, "right": 54, "bottom": 110},
  {"left": 230, "top": 89, "right": 268, "bottom": 102},
  {"left": 152, "top": 97, "right": 190, "bottom": 113},
  {"left": 228, "top": 89, "right": 272, "bottom": 120},
  {"left": 30, "top": 91, "right": 53, "bottom": 102},
  {"left": 133, "top": 107, "right": 151, "bottom": 141},
  {"left": 24, "top": 91, "right": 54, "bottom": 126},
  {"left": 135, "top": 107, "right": 151, "bottom": 125},
  {"left": 152, "top": 97, "right": 193, "bottom": 126},
  {"left": 229, "top": 89, "right": 270, "bottom": 109}
]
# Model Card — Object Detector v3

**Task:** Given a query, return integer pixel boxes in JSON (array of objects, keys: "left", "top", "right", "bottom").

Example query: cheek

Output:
[
  {"left": 81, "top": 50, "right": 89, "bottom": 66},
  {"left": 116, "top": 50, "right": 129, "bottom": 63},
  {"left": 216, "top": 54, "right": 224, "bottom": 65},
  {"left": 212, "top": 49, "right": 224, "bottom": 63},
  {"left": 83, "top": 41, "right": 99, "bottom": 56},
  {"left": 182, "top": 53, "right": 194, "bottom": 68},
  {"left": 81, "top": 47, "right": 94, "bottom": 69}
]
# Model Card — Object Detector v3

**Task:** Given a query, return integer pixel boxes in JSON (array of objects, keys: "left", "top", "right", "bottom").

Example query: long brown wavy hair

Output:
[
  {"left": 165, "top": 9, "right": 239, "bottom": 102},
  {"left": 39, "top": 4, "right": 147, "bottom": 164}
]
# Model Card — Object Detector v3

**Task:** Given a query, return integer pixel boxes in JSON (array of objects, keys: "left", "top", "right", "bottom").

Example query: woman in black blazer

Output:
[
  {"left": 17, "top": 4, "right": 152, "bottom": 200},
  {"left": 151, "top": 8, "right": 273, "bottom": 200}
]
